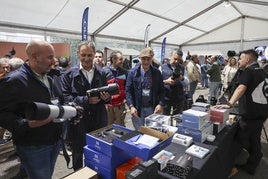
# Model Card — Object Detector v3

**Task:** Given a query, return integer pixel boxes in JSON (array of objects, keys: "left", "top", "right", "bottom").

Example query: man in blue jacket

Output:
[
  {"left": 61, "top": 41, "right": 110, "bottom": 170},
  {"left": 126, "top": 47, "right": 165, "bottom": 130},
  {"left": 160, "top": 49, "right": 185, "bottom": 115},
  {"left": 0, "top": 40, "right": 63, "bottom": 179}
]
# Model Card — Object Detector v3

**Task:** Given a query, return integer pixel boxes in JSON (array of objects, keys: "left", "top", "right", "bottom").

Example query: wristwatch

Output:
[{"left": 227, "top": 102, "right": 233, "bottom": 108}]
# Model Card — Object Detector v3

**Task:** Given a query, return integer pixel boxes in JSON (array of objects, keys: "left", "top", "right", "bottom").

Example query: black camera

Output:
[
  {"left": 172, "top": 68, "right": 183, "bottom": 80},
  {"left": 87, "top": 83, "right": 119, "bottom": 97},
  {"left": 171, "top": 71, "right": 181, "bottom": 80}
]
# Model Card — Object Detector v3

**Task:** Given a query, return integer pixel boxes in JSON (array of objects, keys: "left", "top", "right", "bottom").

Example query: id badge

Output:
[
  {"left": 142, "top": 89, "right": 150, "bottom": 96},
  {"left": 51, "top": 97, "right": 59, "bottom": 105}
]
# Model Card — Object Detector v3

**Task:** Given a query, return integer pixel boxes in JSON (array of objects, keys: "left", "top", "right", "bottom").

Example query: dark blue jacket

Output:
[
  {"left": 161, "top": 63, "right": 184, "bottom": 101},
  {"left": 0, "top": 63, "right": 62, "bottom": 146},
  {"left": 126, "top": 64, "right": 165, "bottom": 116},
  {"left": 61, "top": 64, "right": 108, "bottom": 132}
]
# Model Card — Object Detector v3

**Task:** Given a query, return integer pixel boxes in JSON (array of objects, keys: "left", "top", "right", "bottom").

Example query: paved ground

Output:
[{"left": 0, "top": 88, "right": 268, "bottom": 179}]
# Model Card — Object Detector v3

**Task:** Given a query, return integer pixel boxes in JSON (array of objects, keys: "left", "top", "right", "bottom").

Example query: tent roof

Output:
[
  {"left": 104, "top": 47, "right": 140, "bottom": 56},
  {"left": 189, "top": 50, "right": 223, "bottom": 56},
  {"left": 1, "top": 0, "right": 268, "bottom": 47}
]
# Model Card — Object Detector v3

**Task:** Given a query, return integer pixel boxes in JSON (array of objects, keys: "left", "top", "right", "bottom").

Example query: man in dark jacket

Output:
[
  {"left": 160, "top": 49, "right": 185, "bottom": 115},
  {"left": 0, "top": 40, "right": 62, "bottom": 179},
  {"left": 126, "top": 47, "right": 165, "bottom": 130},
  {"left": 61, "top": 41, "right": 110, "bottom": 170}
]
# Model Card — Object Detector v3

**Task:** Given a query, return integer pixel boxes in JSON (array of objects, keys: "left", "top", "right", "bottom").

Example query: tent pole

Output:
[{"left": 239, "top": 16, "right": 245, "bottom": 51}]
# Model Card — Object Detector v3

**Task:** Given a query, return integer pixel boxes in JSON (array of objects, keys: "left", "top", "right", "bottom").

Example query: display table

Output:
[{"left": 158, "top": 123, "right": 240, "bottom": 179}]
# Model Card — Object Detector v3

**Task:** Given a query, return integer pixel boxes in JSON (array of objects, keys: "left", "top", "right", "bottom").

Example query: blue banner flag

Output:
[
  {"left": 144, "top": 24, "right": 151, "bottom": 48},
  {"left": 82, "top": 7, "right": 89, "bottom": 41},
  {"left": 161, "top": 37, "right": 166, "bottom": 62}
]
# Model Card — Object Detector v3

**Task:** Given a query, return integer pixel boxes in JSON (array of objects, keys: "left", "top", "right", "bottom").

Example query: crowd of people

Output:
[{"left": 0, "top": 40, "right": 267, "bottom": 178}]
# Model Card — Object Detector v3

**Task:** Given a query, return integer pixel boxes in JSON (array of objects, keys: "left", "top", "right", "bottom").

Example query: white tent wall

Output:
[{"left": 182, "top": 39, "right": 268, "bottom": 59}]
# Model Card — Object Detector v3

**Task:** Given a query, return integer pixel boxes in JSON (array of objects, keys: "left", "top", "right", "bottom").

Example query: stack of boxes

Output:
[
  {"left": 178, "top": 106, "right": 213, "bottom": 143},
  {"left": 84, "top": 125, "right": 133, "bottom": 179},
  {"left": 178, "top": 102, "right": 230, "bottom": 143},
  {"left": 210, "top": 107, "right": 229, "bottom": 134}
]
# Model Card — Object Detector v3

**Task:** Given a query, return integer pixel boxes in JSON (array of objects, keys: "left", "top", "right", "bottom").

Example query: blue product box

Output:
[
  {"left": 85, "top": 159, "right": 115, "bottom": 179},
  {"left": 113, "top": 126, "right": 174, "bottom": 161},
  {"left": 83, "top": 145, "right": 132, "bottom": 170},
  {"left": 182, "top": 109, "right": 210, "bottom": 130},
  {"left": 86, "top": 124, "right": 133, "bottom": 157},
  {"left": 178, "top": 122, "right": 213, "bottom": 143}
]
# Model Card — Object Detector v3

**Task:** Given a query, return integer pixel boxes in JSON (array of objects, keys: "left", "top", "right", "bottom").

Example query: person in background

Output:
[
  {"left": 1, "top": 57, "right": 24, "bottom": 145},
  {"left": 9, "top": 57, "right": 24, "bottom": 71},
  {"left": 186, "top": 54, "right": 200, "bottom": 99},
  {"left": 216, "top": 49, "right": 268, "bottom": 175},
  {"left": 103, "top": 50, "right": 128, "bottom": 126},
  {"left": 162, "top": 58, "right": 169, "bottom": 64},
  {"left": 221, "top": 57, "right": 238, "bottom": 99},
  {"left": 126, "top": 47, "right": 165, "bottom": 130},
  {"left": 93, "top": 50, "right": 104, "bottom": 67},
  {"left": 0, "top": 58, "right": 12, "bottom": 145},
  {"left": 61, "top": 41, "right": 110, "bottom": 170},
  {"left": 206, "top": 55, "right": 222, "bottom": 104},
  {"left": 200, "top": 57, "right": 210, "bottom": 89},
  {"left": 0, "top": 57, "right": 11, "bottom": 79},
  {"left": 260, "top": 57, "right": 268, "bottom": 73},
  {"left": 160, "top": 49, "right": 185, "bottom": 115},
  {"left": 0, "top": 40, "right": 63, "bottom": 179},
  {"left": 58, "top": 56, "right": 70, "bottom": 73}
]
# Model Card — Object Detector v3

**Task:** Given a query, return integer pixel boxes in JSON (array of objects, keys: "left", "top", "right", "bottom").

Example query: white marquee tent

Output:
[{"left": 1, "top": 0, "right": 268, "bottom": 54}]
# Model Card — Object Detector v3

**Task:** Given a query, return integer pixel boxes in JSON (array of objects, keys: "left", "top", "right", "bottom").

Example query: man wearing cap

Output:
[
  {"left": 159, "top": 49, "right": 185, "bottom": 115},
  {"left": 126, "top": 47, "right": 165, "bottom": 130}
]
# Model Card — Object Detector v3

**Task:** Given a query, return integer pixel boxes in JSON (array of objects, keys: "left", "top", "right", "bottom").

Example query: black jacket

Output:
[{"left": 0, "top": 63, "right": 62, "bottom": 146}]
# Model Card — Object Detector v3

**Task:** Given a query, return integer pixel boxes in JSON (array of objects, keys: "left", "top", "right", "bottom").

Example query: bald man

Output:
[{"left": 0, "top": 40, "right": 63, "bottom": 179}]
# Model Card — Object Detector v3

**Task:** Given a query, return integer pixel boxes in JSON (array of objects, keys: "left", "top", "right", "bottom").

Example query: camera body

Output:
[
  {"left": 171, "top": 71, "right": 181, "bottom": 80},
  {"left": 87, "top": 83, "right": 119, "bottom": 97}
]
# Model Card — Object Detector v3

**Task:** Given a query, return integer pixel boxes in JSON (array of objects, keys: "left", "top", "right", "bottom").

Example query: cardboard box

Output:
[
  {"left": 85, "top": 124, "right": 133, "bottom": 157},
  {"left": 84, "top": 145, "right": 132, "bottom": 170},
  {"left": 85, "top": 159, "right": 115, "bottom": 179},
  {"left": 210, "top": 108, "right": 230, "bottom": 123},
  {"left": 178, "top": 122, "right": 213, "bottom": 143},
  {"left": 113, "top": 126, "right": 174, "bottom": 161},
  {"left": 182, "top": 109, "right": 210, "bottom": 130},
  {"left": 62, "top": 167, "right": 98, "bottom": 179}
]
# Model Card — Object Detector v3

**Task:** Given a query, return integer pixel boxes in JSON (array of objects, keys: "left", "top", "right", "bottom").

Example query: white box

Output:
[
  {"left": 182, "top": 109, "right": 210, "bottom": 130},
  {"left": 172, "top": 133, "right": 193, "bottom": 147}
]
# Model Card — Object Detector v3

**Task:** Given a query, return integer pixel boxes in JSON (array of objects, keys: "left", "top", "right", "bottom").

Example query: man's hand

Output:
[
  {"left": 154, "top": 104, "right": 163, "bottom": 114},
  {"left": 130, "top": 106, "right": 138, "bottom": 118},
  {"left": 100, "top": 91, "right": 110, "bottom": 101},
  {"left": 88, "top": 96, "right": 101, "bottom": 104},
  {"left": 164, "top": 77, "right": 175, "bottom": 85},
  {"left": 214, "top": 104, "right": 231, "bottom": 109}
]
